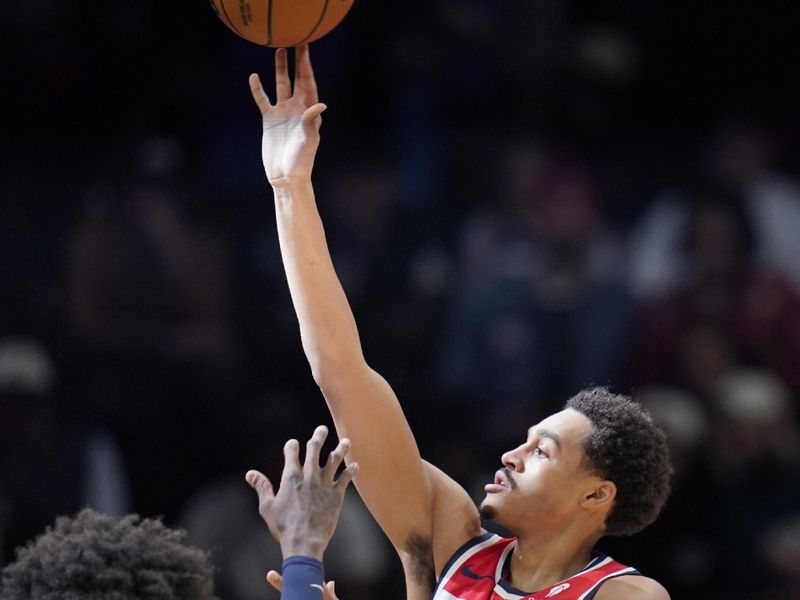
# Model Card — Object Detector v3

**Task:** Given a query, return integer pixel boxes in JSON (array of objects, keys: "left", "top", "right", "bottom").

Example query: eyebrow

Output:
[{"left": 528, "top": 427, "right": 562, "bottom": 451}]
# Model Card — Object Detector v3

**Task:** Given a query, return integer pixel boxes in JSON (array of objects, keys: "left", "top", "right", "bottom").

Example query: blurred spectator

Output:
[
  {"left": 631, "top": 122, "right": 800, "bottom": 299},
  {"left": 0, "top": 338, "right": 130, "bottom": 565},
  {"left": 710, "top": 370, "right": 800, "bottom": 598},
  {"left": 437, "top": 148, "right": 633, "bottom": 423},
  {"left": 633, "top": 195, "right": 800, "bottom": 396},
  {"left": 64, "top": 139, "right": 237, "bottom": 372},
  {"left": 60, "top": 137, "right": 241, "bottom": 518}
]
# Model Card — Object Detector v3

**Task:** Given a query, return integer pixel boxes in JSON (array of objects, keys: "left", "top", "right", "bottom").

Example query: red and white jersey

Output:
[{"left": 432, "top": 533, "right": 639, "bottom": 600}]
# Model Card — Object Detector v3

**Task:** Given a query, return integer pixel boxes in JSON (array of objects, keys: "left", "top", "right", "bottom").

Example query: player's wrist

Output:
[
  {"left": 270, "top": 177, "right": 314, "bottom": 192},
  {"left": 280, "top": 536, "right": 327, "bottom": 561}
]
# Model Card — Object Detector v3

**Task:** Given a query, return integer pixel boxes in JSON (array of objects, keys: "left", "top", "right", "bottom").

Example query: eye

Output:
[{"left": 534, "top": 446, "right": 548, "bottom": 458}]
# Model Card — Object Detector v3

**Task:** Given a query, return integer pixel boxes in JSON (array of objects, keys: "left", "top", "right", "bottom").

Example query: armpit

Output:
[{"left": 404, "top": 531, "right": 436, "bottom": 591}]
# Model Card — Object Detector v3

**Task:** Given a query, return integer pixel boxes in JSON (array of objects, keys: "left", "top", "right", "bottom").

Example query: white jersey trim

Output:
[
  {"left": 491, "top": 540, "right": 524, "bottom": 599},
  {"left": 575, "top": 566, "right": 639, "bottom": 600}
]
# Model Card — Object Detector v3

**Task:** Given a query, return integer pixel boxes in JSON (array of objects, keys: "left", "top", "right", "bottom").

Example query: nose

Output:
[{"left": 501, "top": 446, "right": 524, "bottom": 472}]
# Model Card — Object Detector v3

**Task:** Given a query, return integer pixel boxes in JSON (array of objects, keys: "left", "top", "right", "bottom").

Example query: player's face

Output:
[{"left": 480, "top": 408, "right": 598, "bottom": 534}]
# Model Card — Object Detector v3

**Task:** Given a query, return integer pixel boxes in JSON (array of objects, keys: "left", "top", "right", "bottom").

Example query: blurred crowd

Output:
[{"left": 2, "top": 1, "right": 799, "bottom": 599}]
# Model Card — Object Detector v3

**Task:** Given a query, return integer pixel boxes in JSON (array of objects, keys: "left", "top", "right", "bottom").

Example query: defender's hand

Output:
[
  {"left": 249, "top": 45, "right": 326, "bottom": 187},
  {"left": 246, "top": 425, "right": 358, "bottom": 560},
  {"left": 266, "top": 570, "right": 340, "bottom": 600}
]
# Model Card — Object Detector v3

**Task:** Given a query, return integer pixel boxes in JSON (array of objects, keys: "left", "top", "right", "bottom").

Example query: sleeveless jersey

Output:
[{"left": 431, "top": 533, "right": 639, "bottom": 600}]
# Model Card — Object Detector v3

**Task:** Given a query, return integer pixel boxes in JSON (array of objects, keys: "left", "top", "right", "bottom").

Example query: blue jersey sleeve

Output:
[{"left": 281, "top": 556, "right": 326, "bottom": 600}]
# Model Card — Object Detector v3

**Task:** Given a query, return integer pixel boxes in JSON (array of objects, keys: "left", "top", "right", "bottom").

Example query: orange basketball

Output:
[{"left": 209, "top": 0, "right": 355, "bottom": 47}]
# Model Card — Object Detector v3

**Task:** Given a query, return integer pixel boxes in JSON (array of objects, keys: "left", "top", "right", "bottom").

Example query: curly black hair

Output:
[
  {"left": 566, "top": 387, "right": 672, "bottom": 536},
  {"left": 1, "top": 509, "right": 217, "bottom": 600}
]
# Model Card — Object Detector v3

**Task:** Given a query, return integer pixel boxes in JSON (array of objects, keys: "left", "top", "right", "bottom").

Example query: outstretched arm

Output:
[{"left": 249, "top": 46, "right": 480, "bottom": 590}]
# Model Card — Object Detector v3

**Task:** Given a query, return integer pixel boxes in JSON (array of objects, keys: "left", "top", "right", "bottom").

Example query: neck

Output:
[{"left": 506, "top": 526, "right": 600, "bottom": 593}]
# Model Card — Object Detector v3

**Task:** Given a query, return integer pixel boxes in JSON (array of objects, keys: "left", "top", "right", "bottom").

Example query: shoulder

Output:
[{"left": 594, "top": 575, "right": 670, "bottom": 600}]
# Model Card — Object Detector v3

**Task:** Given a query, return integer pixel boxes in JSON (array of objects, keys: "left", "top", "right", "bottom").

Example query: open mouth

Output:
[{"left": 484, "top": 469, "right": 512, "bottom": 494}]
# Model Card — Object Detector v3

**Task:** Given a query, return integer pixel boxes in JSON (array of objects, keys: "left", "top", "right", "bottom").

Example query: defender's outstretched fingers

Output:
[
  {"left": 294, "top": 44, "right": 319, "bottom": 105},
  {"left": 335, "top": 461, "right": 359, "bottom": 491},
  {"left": 323, "top": 438, "right": 351, "bottom": 481},
  {"left": 249, "top": 73, "right": 272, "bottom": 113},
  {"left": 304, "top": 425, "right": 329, "bottom": 477},
  {"left": 275, "top": 48, "right": 292, "bottom": 102},
  {"left": 280, "top": 439, "right": 302, "bottom": 486}
]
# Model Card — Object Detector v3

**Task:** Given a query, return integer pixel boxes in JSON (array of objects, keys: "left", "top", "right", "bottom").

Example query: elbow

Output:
[{"left": 307, "top": 351, "right": 368, "bottom": 392}]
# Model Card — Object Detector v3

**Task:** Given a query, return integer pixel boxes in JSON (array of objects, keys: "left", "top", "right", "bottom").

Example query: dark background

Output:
[{"left": 2, "top": 1, "right": 800, "bottom": 598}]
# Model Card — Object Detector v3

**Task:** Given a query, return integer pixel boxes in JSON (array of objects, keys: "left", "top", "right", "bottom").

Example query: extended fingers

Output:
[
  {"left": 322, "top": 437, "right": 351, "bottom": 481},
  {"left": 304, "top": 425, "right": 329, "bottom": 477},
  {"left": 248, "top": 73, "right": 272, "bottom": 113},
  {"left": 280, "top": 438, "right": 301, "bottom": 486},
  {"left": 334, "top": 461, "right": 359, "bottom": 492},
  {"left": 294, "top": 44, "right": 319, "bottom": 105},
  {"left": 245, "top": 469, "right": 275, "bottom": 505},
  {"left": 275, "top": 48, "right": 291, "bottom": 102}
]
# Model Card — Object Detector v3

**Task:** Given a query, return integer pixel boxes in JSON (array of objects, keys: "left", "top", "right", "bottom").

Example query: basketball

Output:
[{"left": 209, "top": 0, "right": 355, "bottom": 47}]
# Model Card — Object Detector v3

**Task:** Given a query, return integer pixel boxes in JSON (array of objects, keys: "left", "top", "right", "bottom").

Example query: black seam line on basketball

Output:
[
  {"left": 266, "top": 0, "right": 274, "bottom": 45},
  {"left": 297, "top": 0, "right": 330, "bottom": 45},
  {"left": 219, "top": 0, "right": 246, "bottom": 39}
]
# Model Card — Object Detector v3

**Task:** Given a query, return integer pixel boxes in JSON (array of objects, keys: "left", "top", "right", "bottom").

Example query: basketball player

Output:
[{"left": 248, "top": 46, "right": 672, "bottom": 600}]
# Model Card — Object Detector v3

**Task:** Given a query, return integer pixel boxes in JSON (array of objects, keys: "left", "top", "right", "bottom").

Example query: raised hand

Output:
[
  {"left": 246, "top": 425, "right": 358, "bottom": 561},
  {"left": 249, "top": 45, "right": 326, "bottom": 187}
]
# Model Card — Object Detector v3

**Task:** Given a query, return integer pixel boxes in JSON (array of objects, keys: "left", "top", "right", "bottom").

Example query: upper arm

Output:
[
  {"left": 594, "top": 576, "right": 670, "bottom": 600},
  {"left": 318, "top": 365, "right": 435, "bottom": 549},
  {"left": 319, "top": 365, "right": 481, "bottom": 579},
  {"left": 427, "top": 461, "right": 483, "bottom": 575}
]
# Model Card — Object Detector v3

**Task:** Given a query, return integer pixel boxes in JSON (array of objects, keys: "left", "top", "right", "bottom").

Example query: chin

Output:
[
  {"left": 479, "top": 495, "right": 502, "bottom": 521},
  {"left": 479, "top": 503, "right": 498, "bottom": 521}
]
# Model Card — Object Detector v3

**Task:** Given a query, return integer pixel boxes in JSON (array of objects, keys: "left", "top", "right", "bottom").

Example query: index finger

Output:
[{"left": 294, "top": 44, "right": 319, "bottom": 105}]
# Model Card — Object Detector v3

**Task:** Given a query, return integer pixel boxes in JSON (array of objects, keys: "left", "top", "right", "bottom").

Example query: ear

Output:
[{"left": 580, "top": 480, "right": 616, "bottom": 514}]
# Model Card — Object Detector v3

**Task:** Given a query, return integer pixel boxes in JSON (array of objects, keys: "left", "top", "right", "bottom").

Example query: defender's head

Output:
[
  {"left": 480, "top": 387, "right": 672, "bottom": 538},
  {"left": 1, "top": 509, "right": 217, "bottom": 600}
]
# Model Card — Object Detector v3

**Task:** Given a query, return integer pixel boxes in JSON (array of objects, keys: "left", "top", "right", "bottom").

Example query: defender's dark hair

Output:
[
  {"left": 566, "top": 387, "right": 672, "bottom": 536},
  {"left": 1, "top": 509, "right": 216, "bottom": 600}
]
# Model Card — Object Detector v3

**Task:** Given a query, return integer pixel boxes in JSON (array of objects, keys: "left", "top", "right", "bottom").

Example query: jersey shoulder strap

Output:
[{"left": 433, "top": 533, "right": 519, "bottom": 599}]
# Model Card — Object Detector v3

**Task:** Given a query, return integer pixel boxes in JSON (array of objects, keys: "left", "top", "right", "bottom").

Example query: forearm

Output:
[
  {"left": 273, "top": 181, "right": 366, "bottom": 383},
  {"left": 272, "top": 182, "right": 435, "bottom": 547}
]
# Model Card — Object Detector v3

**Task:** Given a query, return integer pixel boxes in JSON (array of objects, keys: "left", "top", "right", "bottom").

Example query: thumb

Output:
[
  {"left": 325, "top": 580, "right": 338, "bottom": 600},
  {"left": 302, "top": 103, "right": 327, "bottom": 133},
  {"left": 245, "top": 470, "right": 275, "bottom": 503},
  {"left": 266, "top": 570, "right": 283, "bottom": 592}
]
